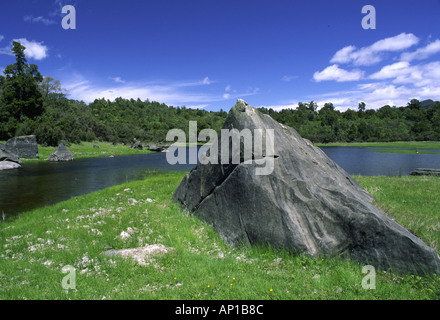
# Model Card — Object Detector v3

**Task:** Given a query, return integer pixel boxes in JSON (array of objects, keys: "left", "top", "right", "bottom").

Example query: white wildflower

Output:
[
  {"left": 43, "top": 260, "right": 53, "bottom": 267},
  {"left": 128, "top": 198, "right": 138, "bottom": 205},
  {"left": 119, "top": 231, "right": 131, "bottom": 240}
]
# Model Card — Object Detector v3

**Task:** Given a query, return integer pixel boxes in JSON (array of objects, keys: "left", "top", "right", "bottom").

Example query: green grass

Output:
[
  {"left": 0, "top": 141, "right": 152, "bottom": 162},
  {"left": 316, "top": 141, "right": 440, "bottom": 150},
  {"left": 1, "top": 172, "right": 439, "bottom": 300},
  {"left": 354, "top": 175, "right": 440, "bottom": 253}
]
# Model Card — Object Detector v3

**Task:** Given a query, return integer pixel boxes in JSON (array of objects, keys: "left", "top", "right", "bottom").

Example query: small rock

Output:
[
  {"left": 102, "top": 244, "right": 174, "bottom": 266},
  {"left": 0, "top": 161, "right": 21, "bottom": 170},
  {"left": 128, "top": 198, "right": 138, "bottom": 205},
  {"left": 47, "top": 144, "right": 74, "bottom": 162}
]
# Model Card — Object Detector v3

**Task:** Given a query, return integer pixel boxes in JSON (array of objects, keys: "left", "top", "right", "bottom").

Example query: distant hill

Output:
[{"left": 420, "top": 99, "right": 438, "bottom": 108}]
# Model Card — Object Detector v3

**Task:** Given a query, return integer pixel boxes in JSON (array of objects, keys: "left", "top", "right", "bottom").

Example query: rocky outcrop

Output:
[
  {"left": 148, "top": 145, "right": 167, "bottom": 152},
  {"left": 410, "top": 168, "right": 440, "bottom": 176},
  {"left": 5, "top": 135, "right": 39, "bottom": 159},
  {"left": 47, "top": 144, "right": 74, "bottom": 162},
  {"left": 0, "top": 144, "right": 21, "bottom": 164},
  {"left": 0, "top": 143, "right": 21, "bottom": 170},
  {"left": 173, "top": 99, "right": 440, "bottom": 275},
  {"left": 131, "top": 140, "right": 143, "bottom": 150}
]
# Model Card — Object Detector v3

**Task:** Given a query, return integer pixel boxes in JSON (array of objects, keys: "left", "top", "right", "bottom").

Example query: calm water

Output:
[
  {"left": 320, "top": 146, "right": 440, "bottom": 176},
  {"left": 0, "top": 146, "right": 439, "bottom": 217},
  {"left": 0, "top": 149, "right": 196, "bottom": 217}
]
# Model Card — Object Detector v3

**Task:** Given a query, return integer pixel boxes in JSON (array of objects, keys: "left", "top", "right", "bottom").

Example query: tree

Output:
[
  {"left": 0, "top": 41, "right": 43, "bottom": 129},
  {"left": 408, "top": 99, "right": 421, "bottom": 110},
  {"left": 358, "top": 102, "right": 366, "bottom": 112},
  {"left": 40, "top": 76, "right": 65, "bottom": 102}
]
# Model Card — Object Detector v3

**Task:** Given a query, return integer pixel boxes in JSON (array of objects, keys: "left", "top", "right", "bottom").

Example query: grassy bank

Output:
[
  {"left": 0, "top": 141, "right": 152, "bottom": 162},
  {"left": 1, "top": 172, "right": 439, "bottom": 300}
]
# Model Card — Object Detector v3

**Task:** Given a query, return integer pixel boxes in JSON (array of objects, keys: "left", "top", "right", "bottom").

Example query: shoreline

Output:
[
  {"left": 14, "top": 141, "right": 153, "bottom": 163},
  {"left": 1, "top": 172, "right": 439, "bottom": 300},
  {"left": 315, "top": 141, "right": 440, "bottom": 149}
]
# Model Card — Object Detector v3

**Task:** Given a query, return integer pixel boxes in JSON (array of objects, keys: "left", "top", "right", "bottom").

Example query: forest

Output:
[{"left": 1, "top": 41, "right": 440, "bottom": 146}]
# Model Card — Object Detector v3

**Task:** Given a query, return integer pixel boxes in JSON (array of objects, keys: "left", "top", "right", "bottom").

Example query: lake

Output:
[{"left": 1, "top": 146, "right": 439, "bottom": 217}]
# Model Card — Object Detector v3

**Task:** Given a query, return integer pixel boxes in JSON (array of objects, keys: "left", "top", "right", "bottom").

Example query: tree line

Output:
[
  {"left": 258, "top": 99, "right": 440, "bottom": 143},
  {"left": 1, "top": 41, "right": 439, "bottom": 146}
]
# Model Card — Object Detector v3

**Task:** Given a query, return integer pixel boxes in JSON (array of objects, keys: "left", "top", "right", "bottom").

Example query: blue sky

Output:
[{"left": 1, "top": 0, "right": 440, "bottom": 112}]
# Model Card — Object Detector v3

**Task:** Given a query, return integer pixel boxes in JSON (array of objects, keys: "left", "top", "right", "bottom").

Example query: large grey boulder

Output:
[
  {"left": 173, "top": 99, "right": 440, "bottom": 275},
  {"left": 47, "top": 144, "right": 74, "bottom": 162},
  {"left": 0, "top": 143, "right": 21, "bottom": 164},
  {"left": 5, "top": 135, "right": 39, "bottom": 159}
]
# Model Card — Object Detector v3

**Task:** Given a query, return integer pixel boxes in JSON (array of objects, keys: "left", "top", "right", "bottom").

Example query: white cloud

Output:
[
  {"left": 202, "top": 76, "right": 211, "bottom": 85},
  {"left": 331, "top": 33, "right": 419, "bottom": 66},
  {"left": 174, "top": 77, "right": 213, "bottom": 87},
  {"left": 13, "top": 38, "right": 48, "bottom": 60},
  {"left": 63, "top": 74, "right": 224, "bottom": 105},
  {"left": 0, "top": 35, "right": 4, "bottom": 42},
  {"left": 281, "top": 75, "right": 297, "bottom": 82},
  {"left": 307, "top": 33, "right": 440, "bottom": 109},
  {"left": 369, "top": 60, "right": 440, "bottom": 89},
  {"left": 330, "top": 45, "right": 357, "bottom": 65},
  {"left": 309, "top": 79, "right": 440, "bottom": 111},
  {"left": 0, "top": 38, "right": 48, "bottom": 60},
  {"left": 109, "top": 76, "right": 125, "bottom": 84},
  {"left": 24, "top": 15, "right": 56, "bottom": 26},
  {"left": 51, "top": 0, "right": 78, "bottom": 17},
  {"left": 313, "top": 64, "right": 364, "bottom": 82},
  {"left": 401, "top": 39, "right": 440, "bottom": 61},
  {"left": 369, "top": 61, "right": 411, "bottom": 80},
  {"left": 246, "top": 87, "right": 260, "bottom": 95},
  {"left": 62, "top": 73, "right": 263, "bottom": 108}
]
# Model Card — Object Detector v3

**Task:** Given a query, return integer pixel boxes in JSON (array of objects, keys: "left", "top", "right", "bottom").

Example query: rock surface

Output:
[
  {"left": 148, "top": 145, "right": 166, "bottom": 152},
  {"left": 5, "top": 135, "right": 39, "bottom": 159},
  {"left": 47, "top": 144, "right": 74, "bottom": 162},
  {"left": 0, "top": 161, "right": 21, "bottom": 170},
  {"left": 131, "top": 140, "right": 143, "bottom": 150},
  {"left": 102, "top": 244, "right": 174, "bottom": 266},
  {"left": 0, "top": 143, "right": 21, "bottom": 164},
  {"left": 410, "top": 168, "right": 440, "bottom": 176},
  {"left": 173, "top": 99, "right": 440, "bottom": 275}
]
